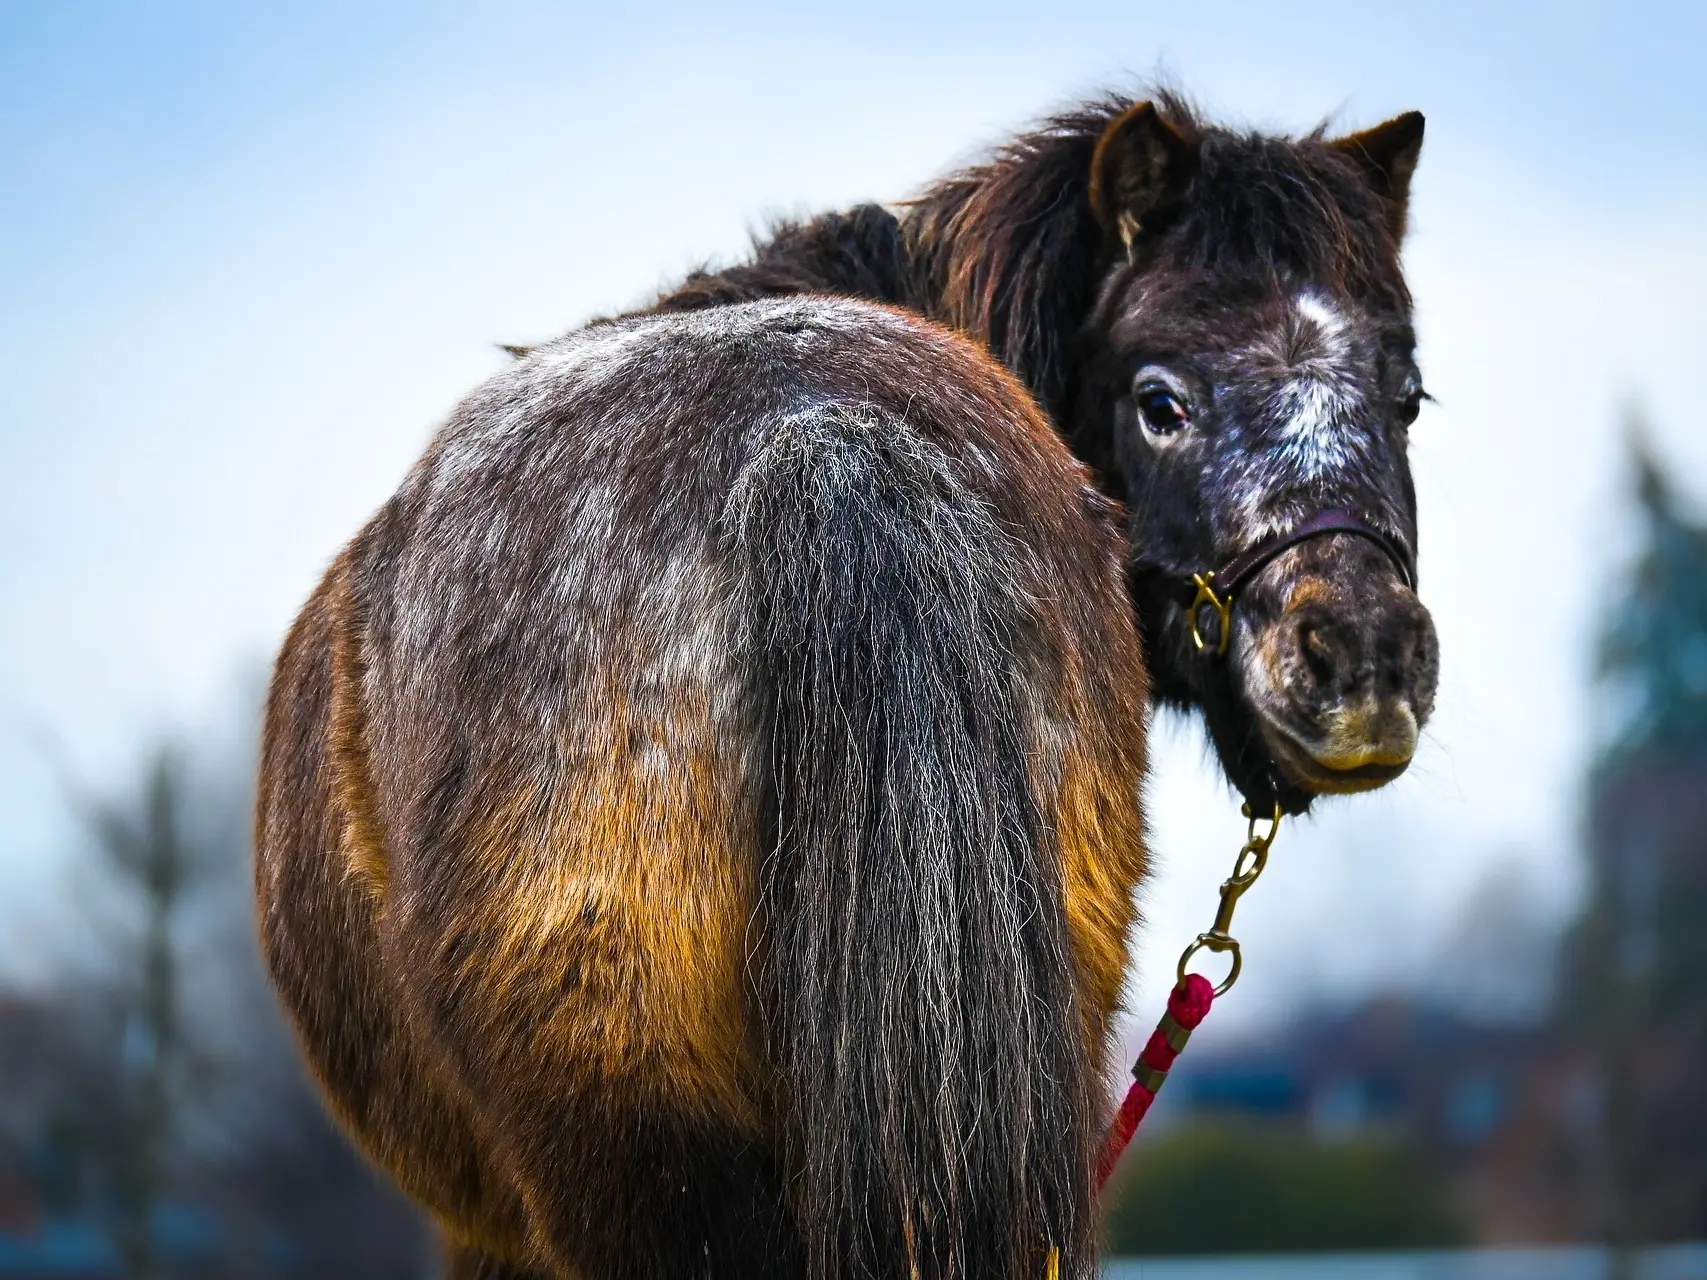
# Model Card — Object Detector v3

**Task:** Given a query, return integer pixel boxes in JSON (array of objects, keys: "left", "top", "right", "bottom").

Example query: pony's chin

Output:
[{"left": 1258, "top": 720, "right": 1413, "bottom": 796}]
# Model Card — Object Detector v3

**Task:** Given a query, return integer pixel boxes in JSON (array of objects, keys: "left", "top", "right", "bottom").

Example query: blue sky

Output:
[{"left": 3, "top": 1, "right": 1704, "bottom": 1029}]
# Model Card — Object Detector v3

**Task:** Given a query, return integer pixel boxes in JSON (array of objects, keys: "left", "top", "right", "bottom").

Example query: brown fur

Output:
[
  {"left": 258, "top": 300, "right": 1149, "bottom": 1277},
  {"left": 257, "top": 566, "right": 536, "bottom": 1260}
]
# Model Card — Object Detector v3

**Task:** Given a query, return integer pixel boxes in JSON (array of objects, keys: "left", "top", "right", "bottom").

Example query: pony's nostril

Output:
[
  {"left": 1296, "top": 618, "right": 1337, "bottom": 686},
  {"left": 1381, "top": 661, "right": 1406, "bottom": 696}
]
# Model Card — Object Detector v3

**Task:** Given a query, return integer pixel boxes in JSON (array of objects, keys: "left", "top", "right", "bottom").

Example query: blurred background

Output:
[{"left": 2, "top": 1, "right": 1704, "bottom": 1275}]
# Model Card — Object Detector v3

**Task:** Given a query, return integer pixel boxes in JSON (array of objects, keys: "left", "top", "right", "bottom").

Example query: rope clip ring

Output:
[{"left": 1176, "top": 932, "right": 1242, "bottom": 997}]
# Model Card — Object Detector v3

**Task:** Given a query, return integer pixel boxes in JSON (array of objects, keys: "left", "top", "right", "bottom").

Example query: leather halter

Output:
[{"left": 1189, "top": 509, "right": 1415, "bottom": 656}]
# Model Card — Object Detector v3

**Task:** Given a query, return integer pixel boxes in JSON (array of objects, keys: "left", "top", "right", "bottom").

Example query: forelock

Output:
[{"left": 1156, "top": 129, "right": 1409, "bottom": 309}]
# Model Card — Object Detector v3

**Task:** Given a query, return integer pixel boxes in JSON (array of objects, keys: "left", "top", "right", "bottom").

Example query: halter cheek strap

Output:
[{"left": 1189, "top": 509, "right": 1415, "bottom": 656}]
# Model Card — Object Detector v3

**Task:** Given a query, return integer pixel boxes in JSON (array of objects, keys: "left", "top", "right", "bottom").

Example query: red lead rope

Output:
[
  {"left": 1094, "top": 974, "right": 1215, "bottom": 1190},
  {"left": 1093, "top": 803, "right": 1281, "bottom": 1193}
]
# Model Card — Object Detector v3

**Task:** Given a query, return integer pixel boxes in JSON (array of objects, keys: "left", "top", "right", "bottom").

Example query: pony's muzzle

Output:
[{"left": 1241, "top": 546, "right": 1439, "bottom": 796}]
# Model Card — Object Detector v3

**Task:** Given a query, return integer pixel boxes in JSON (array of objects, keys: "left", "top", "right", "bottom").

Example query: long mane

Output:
[{"left": 903, "top": 93, "right": 1202, "bottom": 420}]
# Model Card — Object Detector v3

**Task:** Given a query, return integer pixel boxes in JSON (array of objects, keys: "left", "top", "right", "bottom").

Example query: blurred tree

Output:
[
  {"left": 1597, "top": 438, "right": 1707, "bottom": 761},
  {"left": 0, "top": 698, "right": 437, "bottom": 1277},
  {"left": 1100, "top": 1121, "right": 1462, "bottom": 1255},
  {"left": 1566, "top": 430, "right": 1707, "bottom": 1256},
  {"left": 71, "top": 747, "right": 209, "bottom": 1279}
]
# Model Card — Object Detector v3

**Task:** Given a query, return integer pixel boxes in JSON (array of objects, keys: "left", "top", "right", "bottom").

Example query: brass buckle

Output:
[{"left": 1189, "top": 572, "right": 1232, "bottom": 657}]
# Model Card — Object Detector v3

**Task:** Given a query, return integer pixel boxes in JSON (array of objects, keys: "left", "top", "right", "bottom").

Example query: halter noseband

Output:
[{"left": 1189, "top": 509, "right": 1415, "bottom": 656}]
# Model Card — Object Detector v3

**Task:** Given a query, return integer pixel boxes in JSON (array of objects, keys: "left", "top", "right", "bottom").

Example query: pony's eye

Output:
[
  {"left": 1395, "top": 381, "right": 1428, "bottom": 428},
  {"left": 1135, "top": 382, "right": 1190, "bottom": 436}
]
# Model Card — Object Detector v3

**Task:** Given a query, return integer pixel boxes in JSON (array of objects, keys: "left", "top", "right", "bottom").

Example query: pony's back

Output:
[{"left": 256, "top": 297, "right": 1150, "bottom": 1279}]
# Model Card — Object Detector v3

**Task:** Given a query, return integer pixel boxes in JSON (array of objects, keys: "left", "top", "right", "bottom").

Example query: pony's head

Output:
[
  {"left": 913, "top": 94, "right": 1438, "bottom": 812},
  {"left": 1081, "top": 101, "right": 1436, "bottom": 812}
]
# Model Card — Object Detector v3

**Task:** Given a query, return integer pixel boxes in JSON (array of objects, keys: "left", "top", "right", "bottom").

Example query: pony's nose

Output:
[{"left": 1273, "top": 592, "right": 1437, "bottom": 780}]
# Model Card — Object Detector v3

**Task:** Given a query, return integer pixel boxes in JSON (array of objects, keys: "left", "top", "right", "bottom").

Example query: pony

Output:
[{"left": 256, "top": 93, "right": 1438, "bottom": 1280}]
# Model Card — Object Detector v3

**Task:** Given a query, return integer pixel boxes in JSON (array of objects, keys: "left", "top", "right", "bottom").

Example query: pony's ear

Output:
[
  {"left": 1089, "top": 101, "right": 1197, "bottom": 255},
  {"left": 1331, "top": 111, "right": 1425, "bottom": 241}
]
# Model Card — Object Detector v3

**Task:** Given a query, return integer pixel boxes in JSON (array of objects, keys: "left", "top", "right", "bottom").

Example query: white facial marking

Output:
[
  {"left": 1271, "top": 291, "right": 1362, "bottom": 481},
  {"left": 1274, "top": 374, "right": 1356, "bottom": 476},
  {"left": 1292, "top": 291, "right": 1348, "bottom": 346}
]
